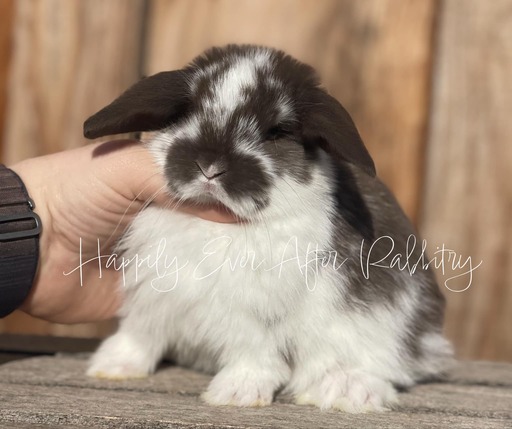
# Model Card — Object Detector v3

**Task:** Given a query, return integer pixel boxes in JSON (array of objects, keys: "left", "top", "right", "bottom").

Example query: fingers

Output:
[
  {"left": 94, "top": 140, "right": 238, "bottom": 223},
  {"left": 179, "top": 203, "right": 239, "bottom": 223}
]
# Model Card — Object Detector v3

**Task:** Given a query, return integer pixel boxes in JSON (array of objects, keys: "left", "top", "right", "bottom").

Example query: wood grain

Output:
[
  {"left": 421, "top": 0, "right": 512, "bottom": 361},
  {"left": 1, "top": 0, "right": 146, "bottom": 338},
  {"left": 145, "top": 0, "right": 438, "bottom": 222},
  {"left": 3, "top": 0, "right": 146, "bottom": 162},
  {"left": 1, "top": 355, "right": 512, "bottom": 428},
  {"left": 0, "top": 0, "right": 14, "bottom": 163}
]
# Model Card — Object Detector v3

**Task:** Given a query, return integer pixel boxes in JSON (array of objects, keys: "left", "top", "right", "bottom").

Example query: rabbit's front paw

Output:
[
  {"left": 295, "top": 369, "right": 397, "bottom": 413},
  {"left": 86, "top": 333, "right": 155, "bottom": 380},
  {"left": 202, "top": 367, "right": 276, "bottom": 407},
  {"left": 86, "top": 359, "right": 149, "bottom": 380}
]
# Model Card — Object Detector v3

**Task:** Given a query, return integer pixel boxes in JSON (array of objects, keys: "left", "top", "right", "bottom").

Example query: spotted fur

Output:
[{"left": 84, "top": 45, "right": 453, "bottom": 412}]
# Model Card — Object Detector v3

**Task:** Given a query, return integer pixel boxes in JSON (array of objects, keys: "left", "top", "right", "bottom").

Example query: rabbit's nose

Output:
[{"left": 195, "top": 161, "right": 227, "bottom": 180}]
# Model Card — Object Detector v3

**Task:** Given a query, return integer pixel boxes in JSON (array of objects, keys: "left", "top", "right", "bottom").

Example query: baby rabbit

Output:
[{"left": 84, "top": 45, "right": 453, "bottom": 412}]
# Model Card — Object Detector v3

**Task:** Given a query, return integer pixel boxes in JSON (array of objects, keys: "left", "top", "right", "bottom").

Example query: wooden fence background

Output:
[{"left": 0, "top": 0, "right": 510, "bottom": 362}]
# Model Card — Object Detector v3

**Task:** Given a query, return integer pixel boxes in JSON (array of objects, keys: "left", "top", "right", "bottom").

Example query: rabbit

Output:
[{"left": 83, "top": 44, "right": 453, "bottom": 412}]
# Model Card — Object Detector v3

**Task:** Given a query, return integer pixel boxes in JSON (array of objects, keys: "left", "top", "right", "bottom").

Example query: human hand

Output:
[{"left": 10, "top": 140, "right": 235, "bottom": 323}]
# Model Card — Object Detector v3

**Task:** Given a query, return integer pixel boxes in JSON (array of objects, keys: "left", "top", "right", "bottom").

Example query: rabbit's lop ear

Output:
[
  {"left": 84, "top": 70, "right": 190, "bottom": 139},
  {"left": 302, "top": 89, "right": 376, "bottom": 177}
]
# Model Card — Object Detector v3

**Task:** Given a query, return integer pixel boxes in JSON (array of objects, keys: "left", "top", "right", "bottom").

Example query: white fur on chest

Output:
[{"left": 117, "top": 178, "right": 338, "bottom": 371}]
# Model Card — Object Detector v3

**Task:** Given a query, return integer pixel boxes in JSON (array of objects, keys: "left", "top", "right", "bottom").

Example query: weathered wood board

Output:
[
  {"left": 0, "top": 355, "right": 511, "bottom": 428},
  {"left": 421, "top": 0, "right": 512, "bottom": 361}
]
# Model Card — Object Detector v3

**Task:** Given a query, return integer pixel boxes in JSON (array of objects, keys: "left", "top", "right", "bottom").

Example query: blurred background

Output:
[{"left": 0, "top": 0, "right": 510, "bottom": 362}]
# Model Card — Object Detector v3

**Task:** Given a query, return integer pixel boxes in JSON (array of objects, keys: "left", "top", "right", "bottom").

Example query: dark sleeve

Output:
[{"left": 0, "top": 164, "right": 41, "bottom": 318}]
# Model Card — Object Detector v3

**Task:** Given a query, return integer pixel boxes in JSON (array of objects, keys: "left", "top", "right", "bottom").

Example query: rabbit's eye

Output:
[{"left": 264, "top": 124, "right": 289, "bottom": 141}]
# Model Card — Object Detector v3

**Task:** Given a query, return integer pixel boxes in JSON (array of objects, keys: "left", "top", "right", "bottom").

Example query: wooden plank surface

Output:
[
  {"left": 421, "top": 0, "right": 512, "bottom": 361},
  {"left": 0, "top": 355, "right": 510, "bottom": 428},
  {"left": 0, "top": 0, "right": 145, "bottom": 338},
  {"left": 145, "top": 0, "right": 438, "bottom": 222}
]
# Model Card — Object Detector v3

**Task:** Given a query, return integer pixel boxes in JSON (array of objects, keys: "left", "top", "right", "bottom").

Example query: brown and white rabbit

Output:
[{"left": 84, "top": 45, "right": 453, "bottom": 412}]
